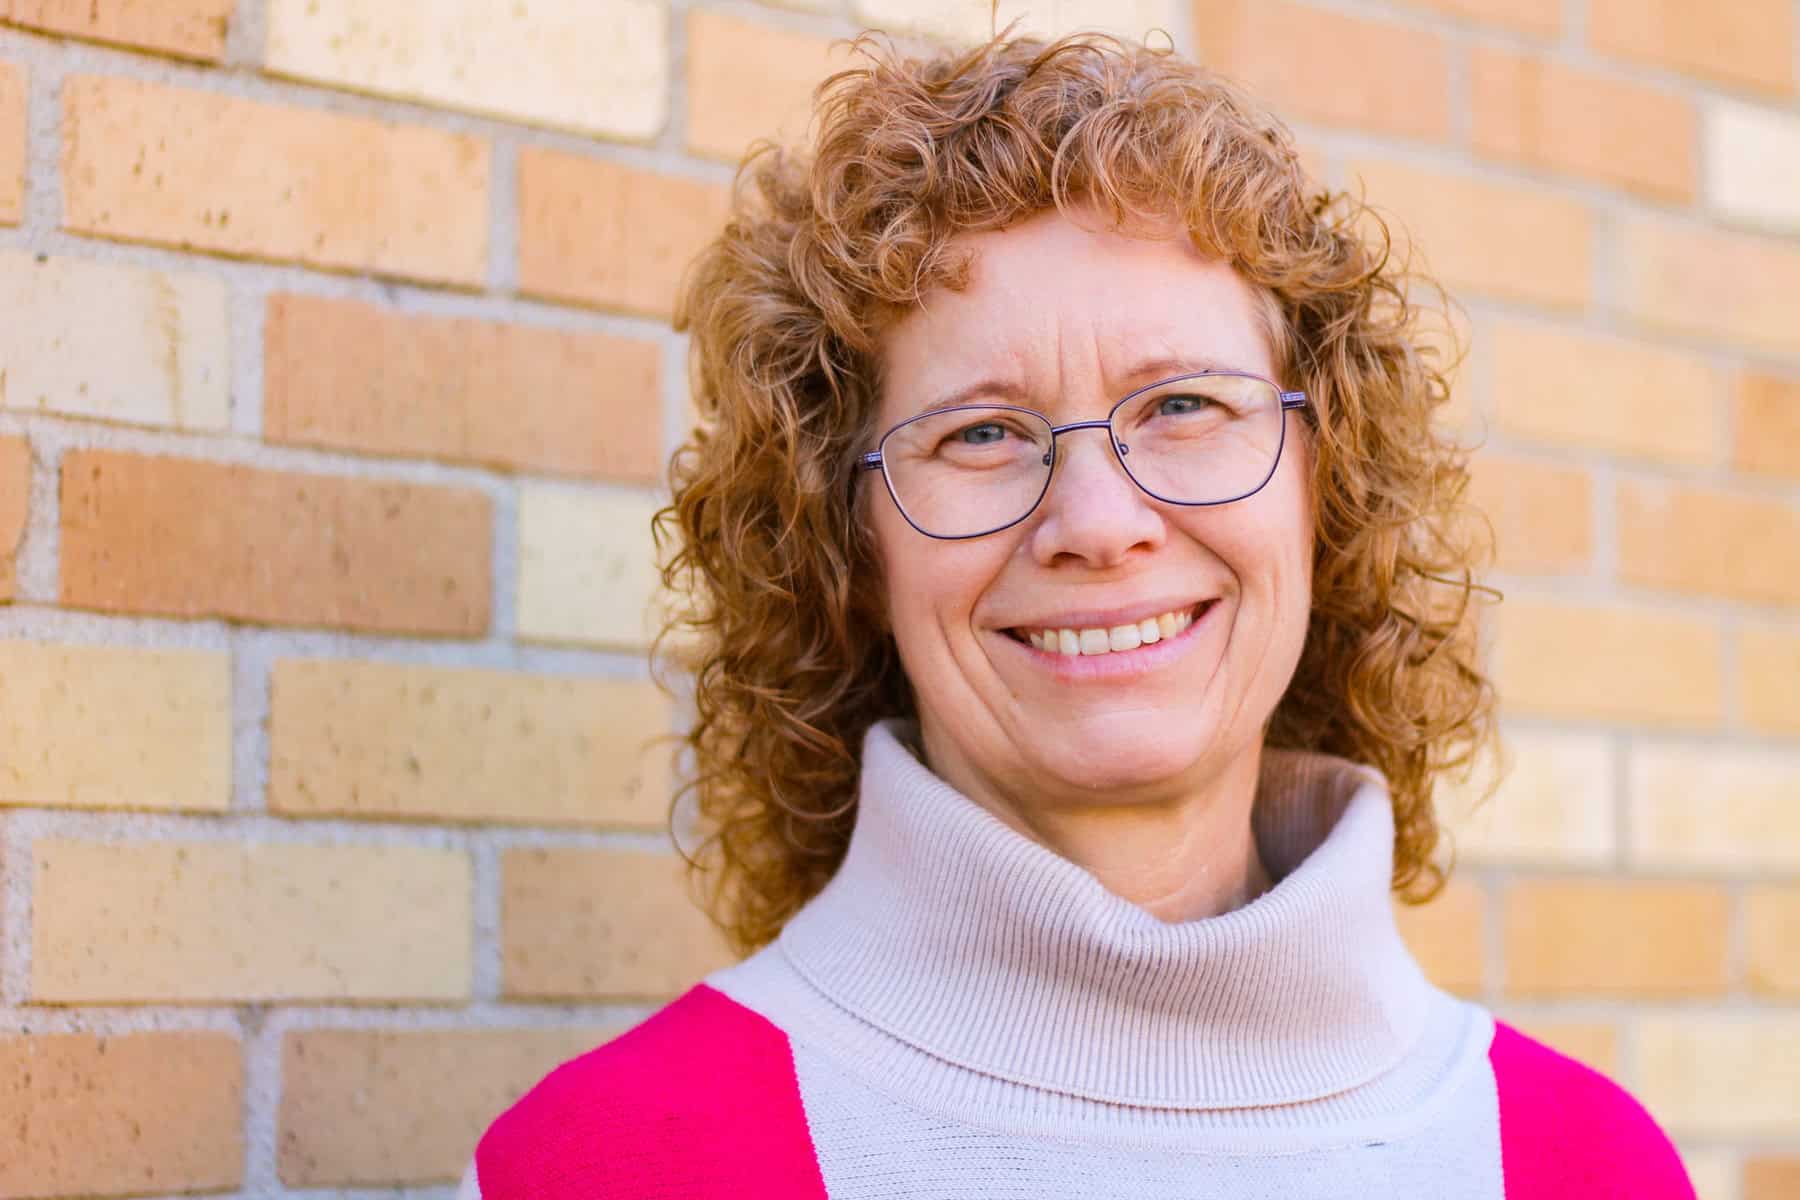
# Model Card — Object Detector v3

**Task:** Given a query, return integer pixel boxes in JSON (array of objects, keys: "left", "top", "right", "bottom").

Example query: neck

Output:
[{"left": 918, "top": 719, "right": 1275, "bottom": 923}]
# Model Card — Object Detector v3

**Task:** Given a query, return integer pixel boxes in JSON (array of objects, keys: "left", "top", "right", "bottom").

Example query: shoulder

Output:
[
  {"left": 471, "top": 983, "right": 826, "bottom": 1200},
  {"left": 1488, "top": 1020, "right": 1695, "bottom": 1200}
]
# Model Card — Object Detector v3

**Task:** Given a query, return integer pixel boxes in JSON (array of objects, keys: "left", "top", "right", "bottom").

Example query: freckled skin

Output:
[{"left": 869, "top": 209, "right": 1314, "bottom": 920}]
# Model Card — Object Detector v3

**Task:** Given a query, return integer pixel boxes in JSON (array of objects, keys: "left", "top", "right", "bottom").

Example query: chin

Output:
[{"left": 1026, "top": 717, "right": 1217, "bottom": 795}]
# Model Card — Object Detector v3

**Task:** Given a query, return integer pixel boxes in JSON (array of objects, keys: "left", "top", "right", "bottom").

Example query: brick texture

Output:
[
  {"left": 1745, "top": 886, "right": 1800, "bottom": 997},
  {"left": 32, "top": 840, "right": 472, "bottom": 1002},
  {"left": 1394, "top": 0, "right": 1559, "bottom": 37},
  {"left": 1637, "top": 1017, "right": 1800, "bottom": 1136},
  {"left": 1392, "top": 875, "right": 1484, "bottom": 996},
  {"left": 686, "top": 9, "right": 846, "bottom": 161},
  {"left": 1352, "top": 160, "right": 1592, "bottom": 309},
  {"left": 1465, "top": 454, "right": 1591, "bottom": 574},
  {"left": 1616, "top": 216, "right": 1800, "bottom": 356},
  {"left": 517, "top": 149, "right": 729, "bottom": 318},
  {"left": 1706, "top": 100, "right": 1800, "bottom": 234},
  {"left": 1495, "top": 597, "right": 1723, "bottom": 727},
  {"left": 1438, "top": 730, "right": 1614, "bottom": 867},
  {"left": 1629, "top": 744, "right": 1800, "bottom": 873},
  {"left": 264, "top": 0, "right": 665, "bottom": 140},
  {"left": 1502, "top": 1018, "right": 1618, "bottom": 1075},
  {"left": 0, "top": 435, "right": 25, "bottom": 598},
  {"left": 1618, "top": 480, "right": 1800, "bottom": 605},
  {"left": 1502, "top": 879, "right": 1730, "bottom": 998},
  {"left": 855, "top": 0, "right": 1180, "bottom": 44},
  {"left": 264, "top": 293, "right": 663, "bottom": 481},
  {"left": 1192, "top": 1, "right": 1451, "bottom": 143},
  {"left": 0, "top": 60, "right": 21, "bottom": 224},
  {"left": 62, "top": 76, "right": 489, "bottom": 287},
  {"left": 1588, "top": 0, "right": 1793, "bottom": 95},
  {"left": 59, "top": 451, "right": 491, "bottom": 635},
  {"left": 0, "top": 250, "right": 230, "bottom": 430},
  {"left": 268, "top": 659, "right": 674, "bottom": 828},
  {"left": 502, "top": 848, "right": 735, "bottom": 1000},
  {"left": 1742, "top": 625, "right": 1800, "bottom": 735},
  {"left": 0, "top": 1032, "right": 242, "bottom": 1196},
  {"left": 1734, "top": 372, "right": 1800, "bottom": 479},
  {"left": 0, "top": 640, "right": 230, "bottom": 812},
  {"left": 279, "top": 1026, "right": 610, "bottom": 1186},
  {"left": 1747, "top": 1157, "right": 1800, "bottom": 1200},
  {"left": 3, "top": 0, "right": 233, "bottom": 60},
  {"left": 517, "top": 484, "right": 662, "bottom": 649}
]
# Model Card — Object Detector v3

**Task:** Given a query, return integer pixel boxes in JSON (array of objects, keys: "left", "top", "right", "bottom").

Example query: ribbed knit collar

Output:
[{"left": 777, "top": 720, "right": 1437, "bottom": 1109}]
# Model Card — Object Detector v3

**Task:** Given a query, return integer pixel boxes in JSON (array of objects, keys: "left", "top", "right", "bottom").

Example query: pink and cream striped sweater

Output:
[{"left": 466, "top": 722, "right": 1694, "bottom": 1198}]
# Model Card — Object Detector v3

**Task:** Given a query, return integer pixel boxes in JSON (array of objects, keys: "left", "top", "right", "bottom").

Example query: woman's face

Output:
[{"left": 869, "top": 209, "right": 1314, "bottom": 809}]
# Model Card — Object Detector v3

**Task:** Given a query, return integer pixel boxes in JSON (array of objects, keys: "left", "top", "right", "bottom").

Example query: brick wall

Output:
[{"left": 0, "top": 1, "right": 1793, "bottom": 1197}]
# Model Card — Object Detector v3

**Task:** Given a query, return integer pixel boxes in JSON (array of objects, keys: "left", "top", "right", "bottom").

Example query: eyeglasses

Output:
[{"left": 859, "top": 370, "right": 1308, "bottom": 540}]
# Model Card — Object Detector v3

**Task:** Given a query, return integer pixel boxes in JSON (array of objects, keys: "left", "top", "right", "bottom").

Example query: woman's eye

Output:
[
  {"left": 1158, "top": 393, "right": 1213, "bottom": 416},
  {"left": 956, "top": 422, "right": 1008, "bottom": 445}
]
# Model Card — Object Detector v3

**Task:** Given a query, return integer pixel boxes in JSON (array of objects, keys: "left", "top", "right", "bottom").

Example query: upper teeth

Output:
[{"left": 1025, "top": 608, "right": 1194, "bottom": 655}]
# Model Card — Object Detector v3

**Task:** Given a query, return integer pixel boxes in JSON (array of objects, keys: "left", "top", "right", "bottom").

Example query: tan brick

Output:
[
  {"left": 517, "top": 149, "right": 728, "bottom": 319},
  {"left": 0, "top": 61, "right": 21, "bottom": 224},
  {"left": 1681, "top": 1148, "right": 1739, "bottom": 1200},
  {"left": 1747, "top": 1157, "right": 1800, "bottom": 1200},
  {"left": 269, "top": 659, "right": 674, "bottom": 829},
  {"left": 1193, "top": 0, "right": 1451, "bottom": 143},
  {"left": 32, "top": 840, "right": 471, "bottom": 1002},
  {"left": 1742, "top": 625, "right": 1800, "bottom": 736},
  {"left": 0, "top": 250, "right": 230, "bottom": 430},
  {"left": 502, "top": 848, "right": 735, "bottom": 1000},
  {"left": 59, "top": 451, "right": 491, "bottom": 635},
  {"left": 1618, "top": 480, "right": 1800, "bottom": 606},
  {"left": 1745, "top": 886, "right": 1800, "bottom": 998},
  {"left": 0, "top": 434, "right": 24, "bottom": 599},
  {"left": 517, "top": 484, "right": 661, "bottom": 649},
  {"left": 1351, "top": 160, "right": 1592, "bottom": 310},
  {"left": 1638, "top": 1016, "right": 1800, "bottom": 1136},
  {"left": 0, "top": 641, "right": 229, "bottom": 813},
  {"left": 1439, "top": 729, "right": 1614, "bottom": 867},
  {"left": 265, "top": 0, "right": 664, "bottom": 141},
  {"left": 1501, "top": 1018, "right": 1619, "bottom": 1076},
  {"left": 4, "top": 0, "right": 232, "bottom": 60},
  {"left": 279, "top": 1026, "right": 610, "bottom": 1186},
  {"left": 1734, "top": 372, "right": 1800, "bottom": 480},
  {"left": 1589, "top": 0, "right": 1793, "bottom": 95},
  {"left": 1471, "top": 47, "right": 1695, "bottom": 201},
  {"left": 1467, "top": 454, "right": 1591, "bottom": 574},
  {"left": 62, "top": 76, "right": 488, "bottom": 287},
  {"left": 0, "top": 1032, "right": 241, "bottom": 1196},
  {"left": 1616, "top": 217, "right": 1800, "bottom": 357},
  {"left": 264, "top": 294, "right": 662, "bottom": 481},
  {"left": 1393, "top": 874, "right": 1485, "bottom": 996},
  {"left": 1393, "top": 0, "right": 1559, "bottom": 37},
  {"left": 854, "top": 0, "right": 1180, "bottom": 45},
  {"left": 1503, "top": 879, "right": 1729, "bottom": 998},
  {"left": 685, "top": 9, "right": 846, "bottom": 162},
  {"left": 1630, "top": 744, "right": 1800, "bottom": 873},
  {"left": 1487, "top": 319, "right": 1722, "bottom": 467},
  {"left": 1496, "top": 597, "right": 1723, "bottom": 727},
  {"left": 1707, "top": 101, "right": 1800, "bottom": 235}
]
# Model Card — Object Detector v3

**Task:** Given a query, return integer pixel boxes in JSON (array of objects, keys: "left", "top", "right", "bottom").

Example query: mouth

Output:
[{"left": 1004, "top": 601, "right": 1213, "bottom": 657}]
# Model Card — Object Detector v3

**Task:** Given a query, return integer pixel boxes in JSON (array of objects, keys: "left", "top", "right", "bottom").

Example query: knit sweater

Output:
[{"left": 467, "top": 721, "right": 1694, "bottom": 1199}]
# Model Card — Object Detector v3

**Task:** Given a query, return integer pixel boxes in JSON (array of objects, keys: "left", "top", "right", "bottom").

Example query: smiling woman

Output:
[{"left": 465, "top": 31, "right": 1696, "bottom": 1200}]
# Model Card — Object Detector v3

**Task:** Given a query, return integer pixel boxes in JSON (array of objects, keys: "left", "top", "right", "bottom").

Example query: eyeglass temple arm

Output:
[
  {"left": 1280, "top": 391, "right": 1307, "bottom": 409},
  {"left": 859, "top": 451, "right": 883, "bottom": 470}
]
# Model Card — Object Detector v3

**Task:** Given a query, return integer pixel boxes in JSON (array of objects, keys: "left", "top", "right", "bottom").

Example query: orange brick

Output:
[
  {"left": 502, "top": 848, "right": 735, "bottom": 1000},
  {"left": 1352, "top": 160, "right": 1592, "bottom": 310},
  {"left": 1470, "top": 47, "right": 1695, "bottom": 201},
  {"left": 0, "top": 61, "right": 21, "bottom": 224},
  {"left": 1496, "top": 597, "right": 1722, "bottom": 727},
  {"left": 1637, "top": 1016, "right": 1800, "bottom": 1136},
  {"left": 1467, "top": 455, "right": 1591, "bottom": 574},
  {"left": 686, "top": 9, "right": 845, "bottom": 161},
  {"left": 1617, "top": 480, "right": 1800, "bottom": 606},
  {"left": 1393, "top": 875, "right": 1485, "bottom": 996},
  {"left": 1735, "top": 372, "right": 1800, "bottom": 479},
  {"left": 1393, "top": 0, "right": 1559, "bottom": 37},
  {"left": 264, "top": 294, "right": 662, "bottom": 482},
  {"left": 0, "top": 1032, "right": 242, "bottom": 1195},
  {"left": 1617, "top": 216, "right": 1800, "bottom": 358},
  {"left": 1193, "top": 0, "right": 1451, "bottom": 143},
  {"left": 279, "top": 1026, "right": 609, "bottom": 1185},
  {"left": 517, "top": 149, "right": 729, "bottom": 319},
  {"left": 62, "top": 76, "right": 488, "bottom": 287},
  {"left": 1502, "top": 1018, "right": 1619, "bottom": 1075},
  {"left": 1746, "top": 887, "right": 1800, "bottom": 998},
  {"left": 1742, "top": 625, "right": 1800, "bottom": 735},
  {"left": 0, "top": 435, "right": 25, "bottom": 599},
  {"left": 59, "top": 451, "right": 491, "bottom": 636},
  {"left": 1503, "top": 879, "right": 1730, "bottom": 998},
  {"left": 4, "top": 0, "right": 233, "bottom": 61},
  {"left": 1747, "top": 1157, "right": 1800, "bottom": 1200},
  {"left": 1589, "top": 0, "right": 1793, "bottom": 95}
]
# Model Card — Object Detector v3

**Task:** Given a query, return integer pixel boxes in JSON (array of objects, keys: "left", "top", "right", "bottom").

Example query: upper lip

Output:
[{"left": 999, "top": 598, "right": 1211, "bottom": 631}]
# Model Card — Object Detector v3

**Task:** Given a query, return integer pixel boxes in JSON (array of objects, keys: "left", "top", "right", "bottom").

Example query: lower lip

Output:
[{"left": 998, "top": 601, "right": 1219, "bottom": 682}]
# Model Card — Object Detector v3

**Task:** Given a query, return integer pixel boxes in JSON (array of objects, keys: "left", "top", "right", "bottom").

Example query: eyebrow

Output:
[{"left": 917, "top": 353, "right": 1251, "bottom": 415}]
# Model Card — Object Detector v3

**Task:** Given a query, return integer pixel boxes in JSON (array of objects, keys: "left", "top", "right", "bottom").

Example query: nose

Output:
[{"left": 1027, "top": 426, "right": 1165, "bottom": 568}]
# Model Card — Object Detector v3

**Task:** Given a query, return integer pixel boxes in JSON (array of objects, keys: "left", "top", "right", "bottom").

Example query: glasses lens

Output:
[
  {"left": 879, "top": 406, "right": 1055, "bottom": 538},
  {"left": 1111, "top": 374, "right": 1285, "bottom": 504}
]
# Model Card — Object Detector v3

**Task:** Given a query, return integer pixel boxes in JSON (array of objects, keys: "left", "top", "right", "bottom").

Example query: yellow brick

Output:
[
  {"left": 0, "top": 62, "right": 21, "bottom": 225},
  {"left": 1745, "top": 886, "right": 1800, "bottom": 998},
  {"left": 1747, "top": 1156, "right": 1800, "bottom": 1200},
  {"left": 264, "top": 0, "right": 664, "bottom": 141},
  {"left": 0, "top": 641, "right": 230, "bottom": 813},
  {"left": 1393, "top": 0, "right": 1559, "bottom": 37},
  {"left": 32, "top": 841, "right": 471, "bottom": 1002},
  {"left": 854, "top": 0, "right": 1179, "bottom": 43},
  {"left": 1617, "top": 217, "right": 1800, "bottom": 358},
  {"left": 517, "top": 485, "right": 662, "bottom": 650},
  {"left": 1439, "top": 729, "right": 1614, "bottom": 867},
  {"left": 1503, "top": 878, "right": 1729, "bottom": 998},
  {"left": 1496, "top": 597, "right": 1723, "bottom": 727},
  {"left": 1500, "top": 1017, "right": 1619, "bottom": 1075},
  {"left": 1734, "top": 372, "right": 1800, "bottom": 480},
  {"left": 1617, "top": 481, "right": 1800, "bottom": 606},
  {"left": 502, "top": 848, "right": 735, "bottom": 1000},
  {"left": 0, "top": 250, "right": 229, "bottom": 430},
  {"left": 1742, "top": 625, "right": 1800, "bottom": 736},
  {"left": 685, "top": 10, "right": 846, "bottom": 162},
  {"left": 1629, "top": 744, "right": 1800, "bottom": 872},
  {"left": 4, "top": 0, "right": 233, "bottom": 61},
  {"left": 1706, "top": 100, "right": 1800, "bottom": 235},
  {"left": 1351, "top": 160, "right": 1592, "bottom": 310},
  {"left": 269, "top": 659, "right": 674, "bottom": 828},
  {"left": 1487, "top": 319, "right": 1722, "bottom": 466},
  {"left": 1588, "top": 0, "right": 1793, "bottom": 95},
  {"left": 1466, "top": 454, "right": 1592, "bottom": 575},
  {"left": 1393, "top": 875, "right": 1485, "bottom": 996},
  {"left": 1637, "top": 1016, "right": 1800, "bottom": 1137},
  {"left": 0, "top": 436, "right": 24, "bottom": 599}
]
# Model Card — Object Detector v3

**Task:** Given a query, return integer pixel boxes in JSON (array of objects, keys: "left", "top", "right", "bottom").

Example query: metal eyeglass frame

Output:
[{"left": 857, "top": 369, "right": 1309, "bottom": 541}]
